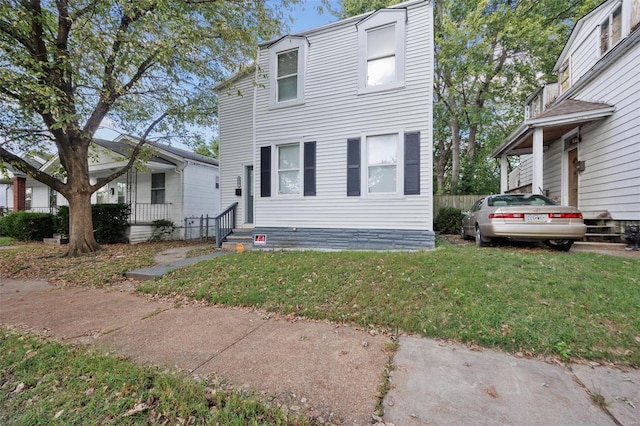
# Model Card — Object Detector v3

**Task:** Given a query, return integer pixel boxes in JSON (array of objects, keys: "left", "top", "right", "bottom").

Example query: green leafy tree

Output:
[
  {"left": 0, "top": 0, "right": 293, "bottom": 256},
  {"left": 194, "top": 138, "right": 219, "bottom": 159}
]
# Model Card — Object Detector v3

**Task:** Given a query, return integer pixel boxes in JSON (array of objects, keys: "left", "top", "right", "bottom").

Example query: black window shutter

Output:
[
  {"left": 404, "top": 132, "right": 420, "bottom": 195},
  {"left": 347, "top": 138, "right": 361, "bottom": 196},
  {"left": 304, "top": 141, "right": 316, "bottom": 196},
  {"left": 260, "top": 146, "right": 271, "bottom": 197}
]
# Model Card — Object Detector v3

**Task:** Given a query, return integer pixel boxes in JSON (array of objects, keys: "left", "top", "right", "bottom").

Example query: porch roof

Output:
[{"left": 491, "top": 99, "right": 615, "bottom": 158}]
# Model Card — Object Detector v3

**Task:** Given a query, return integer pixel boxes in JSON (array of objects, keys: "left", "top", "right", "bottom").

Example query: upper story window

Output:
[
  {"left": 600, "top": 5, "right": 622, "bottom": 55},
  {"left": 277, "top": 49, "right": 298, "bottom": 102},
  {"left": 559, "top": 59, "right": 570, "bottom": 93},
  {"left": 357, "top": 9, "right": 406, "bottom": 93},
  {"left": 633, "top": 0, "right": 640, "bottom": 31},
  {"left": 366, "top": 25, "right": 396, "bottom": 86},
  {"left": 268, "top": 36, "right": 308, "bottom": 107}
]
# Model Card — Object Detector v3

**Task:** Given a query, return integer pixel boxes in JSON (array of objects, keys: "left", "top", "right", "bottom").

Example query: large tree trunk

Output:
[
  {"left": 58, "top": 138, "right": 100, "bottom": 257},
  {"left": 66, "top": 191, "right": 100, "bottom": 256}
]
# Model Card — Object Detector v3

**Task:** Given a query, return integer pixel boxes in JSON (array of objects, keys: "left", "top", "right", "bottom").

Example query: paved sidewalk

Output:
[{"left": 0, "top": 279, "right": 390, "bottom": 425}]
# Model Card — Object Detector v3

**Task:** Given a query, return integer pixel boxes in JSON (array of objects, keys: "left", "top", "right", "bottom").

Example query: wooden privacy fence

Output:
[{"left": 433, "top": 194, "right": 488, "bottom": 216}]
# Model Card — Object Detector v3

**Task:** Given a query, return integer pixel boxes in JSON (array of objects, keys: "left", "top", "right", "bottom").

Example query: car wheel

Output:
[
  {"left": 546, "top": 240, "right": 574, "bottom": 252},
  {"left": 475, "top": 226, "right": 490, "bottom": 247}
]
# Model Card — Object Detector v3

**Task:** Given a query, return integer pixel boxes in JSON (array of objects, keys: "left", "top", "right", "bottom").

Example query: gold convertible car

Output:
[{"left": 461, "top": 194, "right": 587, "bottom": 251}]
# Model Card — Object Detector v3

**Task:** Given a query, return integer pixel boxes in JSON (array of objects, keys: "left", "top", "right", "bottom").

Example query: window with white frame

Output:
[
  {"left": 269, "top": 37, "right": 307, "bottom": 106},
  {"left": 117, "top": 182, "right": 126, "bottom": 204},
  {"left": 600, "top": 5, "right": 622, "bottom": 55},
  {"left": 96, "top": 178, "right": 109, "bottom": 204},
  {"left": 367, "top": 134, "right": 398, "bottom": 194},
  {"left": 25, "top": 187, "right": 32, "bottom": 210},
  {"left": 277, "top": 49, "right": 298, "bottom": 102},
  {"left": 277, "top": 144, "right": 300, "bottom": 195},
  {"left": 559, "top": 59, "right": 570, "bottom": 92},
  {"left": 367, "top": 25, "right": 396, "bottom": 86},
  {"left": 151, "top": 173, "right": 165, "bottom": 204},
  {"left": 358, "top": 9, "right": 406, "bottom": 92}
]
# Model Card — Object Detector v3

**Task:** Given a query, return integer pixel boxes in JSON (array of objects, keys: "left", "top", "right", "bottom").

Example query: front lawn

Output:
[
  {"left": 0, "top": 330, "right": 303, "bottom": 425},
  {"left": 139, "top": 244, "right": 640, "bottom": 365},
  {"left": 2, "top": 240, "right": 638, "bottom": 365}
]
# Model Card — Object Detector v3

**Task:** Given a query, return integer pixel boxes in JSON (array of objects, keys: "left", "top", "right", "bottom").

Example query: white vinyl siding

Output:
[
  {"left": 218, "top": 73, "right": 255, "bottom": 226},
  {"left": 253, "top": 1, "right": 433, "bottom": 231},
  {"left": 547, "top": 18, "right": 640, "bottom": 219},
  {"left": 181, "top": 163, "right": 220, "bottom": 219}
]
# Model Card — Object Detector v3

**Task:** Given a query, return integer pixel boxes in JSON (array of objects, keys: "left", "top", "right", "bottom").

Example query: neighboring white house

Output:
[
  {"left": 217, "top": 0, "right": 434, "bottom": 250},
  {"left": 6, "top": 136, "right": 220, "bottom": 242},
  {"left": 1, "top": 156, "right": 48, "bottom": 214},
  {"left": 492, "top": 0, "right": 640, "bottom": 232}
]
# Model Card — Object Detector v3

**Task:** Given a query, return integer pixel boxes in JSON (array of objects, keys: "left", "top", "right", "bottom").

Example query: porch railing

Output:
[
  {"left": 214, "top": 202, "right": 237, "bottom": 248},
  {"left": 129, "top": 203, "right": 171, "bottom": 224}
]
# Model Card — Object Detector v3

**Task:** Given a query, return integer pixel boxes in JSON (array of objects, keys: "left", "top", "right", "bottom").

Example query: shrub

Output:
[
  {"left": 55, "top": 203, "right": 130, "bottom": 244},
  {"left": 150, "top": 219, "right": 175, "bottom": 241},
  {"left": 92, "top": 203, "right": 130, "bottom": 243},
  {"left": 434, "top": 207, "right": 464, "bottom": 234},
  {"left": 0, "top": 211, "right": 55, "bottom": 241}
]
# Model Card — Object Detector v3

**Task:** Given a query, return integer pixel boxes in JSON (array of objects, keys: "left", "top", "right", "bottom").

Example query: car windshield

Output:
[{"left": 487, "top": 194, "right": 557, "bottom": 207}]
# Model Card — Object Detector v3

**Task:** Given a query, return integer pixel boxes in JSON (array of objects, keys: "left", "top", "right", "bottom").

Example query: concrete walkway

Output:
[{"left": 1, "top": 244, "right": 639, "bottom": 424}]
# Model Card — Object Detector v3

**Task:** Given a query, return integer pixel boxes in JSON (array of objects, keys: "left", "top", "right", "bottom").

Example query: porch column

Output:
[
  {"left": 532, "top": 127, "right": 544, "bottom": 195},
  {"left": 12, "top": 176, "right": 26, "bottom": 211},
  {"left": 500, "top": 154, "right": 508, "bottom": 194}
]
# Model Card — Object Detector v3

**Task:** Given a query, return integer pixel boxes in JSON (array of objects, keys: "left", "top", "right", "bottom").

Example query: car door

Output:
[{"left": 463, "top": 198, "right": 484, "bottom": 235}]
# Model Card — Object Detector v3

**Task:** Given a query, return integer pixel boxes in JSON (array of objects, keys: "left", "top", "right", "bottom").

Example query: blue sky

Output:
[{"left": 285, "top": 0, "right": 341, "bottom": 33}]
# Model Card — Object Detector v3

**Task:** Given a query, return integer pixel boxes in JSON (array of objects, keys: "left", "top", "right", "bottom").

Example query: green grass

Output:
[
  {"left": 139, "top": 245, "right": 640, "bottom": 365},
  {"left": 0, "top": 330, "right": 306, "bottom": 425},
  {"left": 0, "top": 236, "right": 16, "bottom": 246}
]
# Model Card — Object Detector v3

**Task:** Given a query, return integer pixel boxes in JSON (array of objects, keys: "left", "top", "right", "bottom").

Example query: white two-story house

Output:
[
  {"left": 217, "top": 0, "right": 434, "bottom": 250},
  {"left": 492, "top": 0, "right": 640, "bottom": 233}
]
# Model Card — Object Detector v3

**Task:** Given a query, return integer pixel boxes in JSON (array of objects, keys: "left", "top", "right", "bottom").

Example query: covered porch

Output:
[{"left": 491, "top": 99, "right": 615, "bottom": 204}]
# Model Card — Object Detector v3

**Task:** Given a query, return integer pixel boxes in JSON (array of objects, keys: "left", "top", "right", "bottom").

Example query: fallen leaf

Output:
[
  {"left": 84, "top": 387, "right": 95, "bottom": 396},
  {"left": 123, "top": 403, "right": 151, "bottom": 417},
  {"left": 11, "top": 383, "right": 25, "bottom": 394},
  {"left": 486, "top": 385, "right": 498, "bottom": 398},
  {"left": 54, "top": 410, "right": 64, "bottom": 419}
]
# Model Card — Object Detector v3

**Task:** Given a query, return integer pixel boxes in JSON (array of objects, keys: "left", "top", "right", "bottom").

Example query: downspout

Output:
[
  {"left": 176, "top": 162, "right": 186, "bottom": 238},
  {"left": 251, "top": 47, "right": 260, "bottom": 227}
]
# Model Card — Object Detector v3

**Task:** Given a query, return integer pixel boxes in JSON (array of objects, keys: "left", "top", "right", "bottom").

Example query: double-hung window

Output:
[
  {"left": 357, "top": 9, "right": 406, "bottom": 93},
  {"left": 151, "top": 173, "right": 165, "bottom": 204},
  {"left": 277, "top": 49, "right": 298, "bottom": 102},
  {"left": 277, "top": 144, "right": 300, "bottom": 195},
  {"left": 260, "top": 142, "right": 316, "bottom": 198},
  {"left": 367, "top": 134, "right": 398, "bottom": 194},
  {"left": 269, "top": 36, "right": 307, "bottom": 107},
  {"left": 600, "top": 6, "right": 622, "bottom": 55},
  {"left": 347, "top": 132, "right": 421, "bottom": 197},
  {"left": 366, "top": 25, "right": 396, "bottom": 87}
]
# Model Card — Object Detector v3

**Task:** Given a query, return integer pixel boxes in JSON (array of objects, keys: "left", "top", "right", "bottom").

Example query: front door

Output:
[
  {"left": 246, "top": 166, "right": 254, "bottom": 224},
  {"left": 568, "top": 148, "right": 578, "bottom": 207}
]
